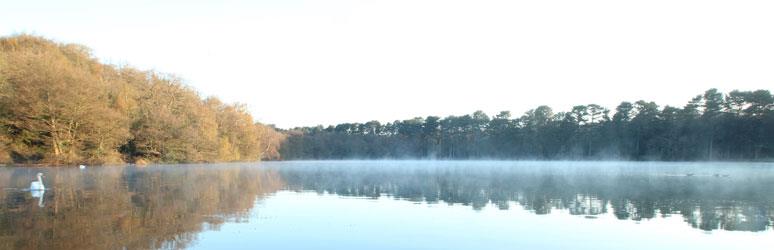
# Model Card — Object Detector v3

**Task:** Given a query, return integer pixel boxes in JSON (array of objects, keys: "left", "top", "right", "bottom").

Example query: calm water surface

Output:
[{"left": 1, "top": 161, "right": 773, "bottom": 249}]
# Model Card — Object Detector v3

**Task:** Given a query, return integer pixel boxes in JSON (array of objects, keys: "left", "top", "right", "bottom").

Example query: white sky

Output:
[{"left": 2, "top": 0, "right": 773, "bottom": 128}]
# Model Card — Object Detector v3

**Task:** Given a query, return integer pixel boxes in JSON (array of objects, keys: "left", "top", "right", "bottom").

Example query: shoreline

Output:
[{"left": 2, "top": 159, "right": 773, "bottom": 168}]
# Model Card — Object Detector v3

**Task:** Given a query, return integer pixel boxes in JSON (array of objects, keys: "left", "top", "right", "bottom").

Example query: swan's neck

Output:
[{"left": 36, "top": 176, "right": 43, "bottom": 185}]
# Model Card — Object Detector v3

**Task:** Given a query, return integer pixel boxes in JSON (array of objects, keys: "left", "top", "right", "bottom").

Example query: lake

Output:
[{"left": 1, "top": 161, "right": 773, "bottom": 249}]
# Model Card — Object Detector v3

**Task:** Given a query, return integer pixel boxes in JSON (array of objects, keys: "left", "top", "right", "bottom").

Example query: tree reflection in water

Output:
[
  {"left": 0, "top": 165, "right": 283, "bottom": 249},
  {"left": 1, "top": 162, "right": 772, "bottom": 250},
  {"left": 277, "top": 163, "right": 774, "bottom": 232}
]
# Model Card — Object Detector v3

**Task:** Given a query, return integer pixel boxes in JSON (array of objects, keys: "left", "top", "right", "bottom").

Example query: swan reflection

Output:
[{"left": 29, "top": 189, "right": 44, "bottom": 207}]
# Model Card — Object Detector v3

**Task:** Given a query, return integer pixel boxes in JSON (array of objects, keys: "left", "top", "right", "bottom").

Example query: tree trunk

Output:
[
  {"left": 708, "top": 136, "right": 713, "bottom": 161},
  {"left": 52, "top": 135, "right": 61, "bottom": 156},
  {"left": 51, "top": 120, "right": 62, "bottom": 157}
]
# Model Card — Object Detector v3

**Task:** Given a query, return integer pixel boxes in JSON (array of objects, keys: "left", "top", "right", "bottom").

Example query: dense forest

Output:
[
  {"left": 281, "top": 89, "right": 774, "bottom": 161},
  {"left": 0, "top": 35, "right": 284, "bottom": 165},
  {"left": 2, "top": 35, "right": 772, "bottom": 164}
]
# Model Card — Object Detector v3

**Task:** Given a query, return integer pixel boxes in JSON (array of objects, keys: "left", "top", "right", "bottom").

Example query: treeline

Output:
[
  {"left": 0, "top": 35, "right": 283, "bottom": 165},
  {"left": 281, "top": 89, "right": 774, "bottom": 160}
]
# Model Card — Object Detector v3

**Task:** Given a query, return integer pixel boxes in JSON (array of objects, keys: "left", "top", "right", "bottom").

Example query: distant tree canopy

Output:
[
  {"left": 280, "top": 89, "right": 774, "bottom": 161},
  {"left": 0, "top": 35, "right": 283, "bottom": 165}
]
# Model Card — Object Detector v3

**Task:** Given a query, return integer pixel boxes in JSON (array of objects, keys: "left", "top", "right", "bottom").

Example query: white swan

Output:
[
  {"left": 29, "top": 173, "right": 45, "bottom": 191},
  {"left": 79, "top": 165, "right": 86, "bottom": 170}
]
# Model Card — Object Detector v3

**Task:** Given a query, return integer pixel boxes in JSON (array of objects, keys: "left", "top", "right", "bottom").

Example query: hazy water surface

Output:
[{"left": 1, "top": 161, "right": 773, "bottom": 249}]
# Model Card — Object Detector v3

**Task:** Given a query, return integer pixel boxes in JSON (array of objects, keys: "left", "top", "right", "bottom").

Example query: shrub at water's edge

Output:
[{"left": 0, "top": 35, "right": 284, "bottom": 165}]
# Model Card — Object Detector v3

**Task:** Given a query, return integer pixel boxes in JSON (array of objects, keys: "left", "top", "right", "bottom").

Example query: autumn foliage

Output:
[{"left": 0, "top": 35, "right": 284, "bottom": 165}]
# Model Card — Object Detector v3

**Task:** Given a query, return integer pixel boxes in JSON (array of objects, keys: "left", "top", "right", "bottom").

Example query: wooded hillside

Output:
[{"left": 0, "top": 35, "right": 283, "bottom": 165}]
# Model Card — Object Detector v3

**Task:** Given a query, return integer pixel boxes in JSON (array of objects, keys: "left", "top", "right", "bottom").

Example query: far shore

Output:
[{"left": 2, "top": 158, "right": 773, "bottom": 168}]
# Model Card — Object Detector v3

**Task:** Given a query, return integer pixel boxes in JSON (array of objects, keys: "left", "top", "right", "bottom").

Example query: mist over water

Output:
[{"left": 2, "top": 161, "right": 773, "bottom": 249}]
